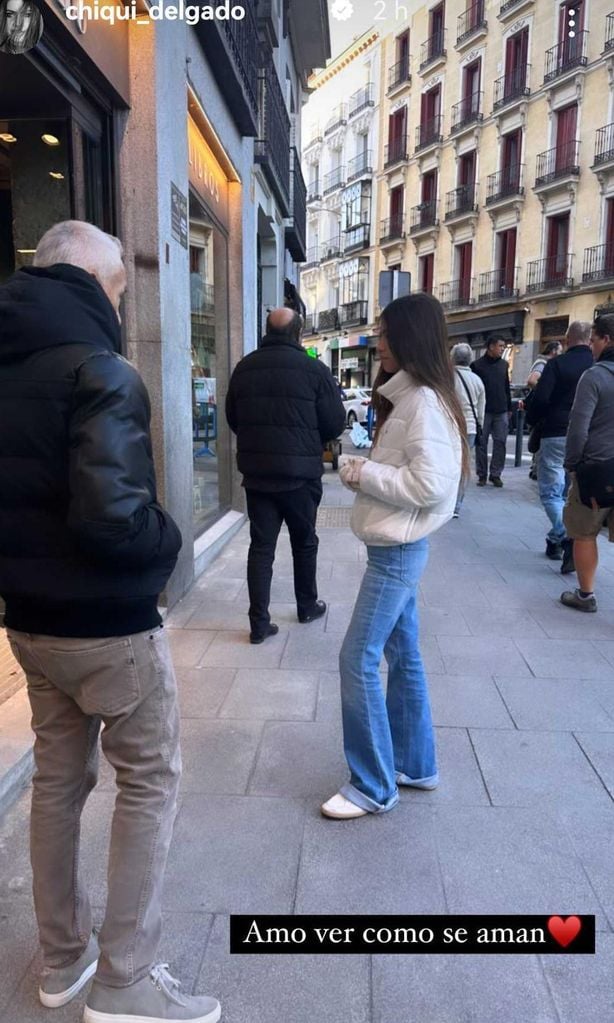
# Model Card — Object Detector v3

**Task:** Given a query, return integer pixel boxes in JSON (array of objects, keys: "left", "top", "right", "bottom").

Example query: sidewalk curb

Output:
[{"left": 0, "top": 688, "right": 34, "bottom": 817}]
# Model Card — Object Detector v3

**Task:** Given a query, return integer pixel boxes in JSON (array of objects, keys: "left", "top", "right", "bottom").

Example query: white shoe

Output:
[{"left": 320, "top": 792, "right": 369, "bottom": 819}]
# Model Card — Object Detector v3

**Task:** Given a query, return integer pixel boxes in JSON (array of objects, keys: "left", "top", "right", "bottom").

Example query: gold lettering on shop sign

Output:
[{"left": 188, "top": 115, "right": 226, "bottom": 208}]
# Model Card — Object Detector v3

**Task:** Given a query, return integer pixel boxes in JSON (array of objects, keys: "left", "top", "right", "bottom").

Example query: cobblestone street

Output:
[{"left": 1, "top": 449, "right": 614, "bottom": 1023}]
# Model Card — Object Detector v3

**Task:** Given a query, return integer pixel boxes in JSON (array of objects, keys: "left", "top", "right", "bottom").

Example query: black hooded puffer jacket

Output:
[{"left": 0, "top": 263, "right": 182, "bottom": 637}]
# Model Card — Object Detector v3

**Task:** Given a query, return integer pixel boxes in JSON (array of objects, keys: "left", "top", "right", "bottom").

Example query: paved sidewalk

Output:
[{"left": 2, "top": 451, "right": 614, "bottom": 1023}]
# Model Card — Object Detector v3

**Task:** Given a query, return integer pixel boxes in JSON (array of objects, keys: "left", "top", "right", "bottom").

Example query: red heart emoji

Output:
[{"left": 548, "top": 915, "right": 582, "bottom": 948}]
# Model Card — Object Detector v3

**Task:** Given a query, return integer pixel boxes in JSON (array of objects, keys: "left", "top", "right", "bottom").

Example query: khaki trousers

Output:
[{"left": 6, "top": 626, "right": 181, "bottom": 987}]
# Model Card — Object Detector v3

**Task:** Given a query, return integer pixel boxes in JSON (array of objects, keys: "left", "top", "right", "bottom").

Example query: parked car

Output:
[{"left": 342, "top": 387, "right": 372, "bottom": 427}]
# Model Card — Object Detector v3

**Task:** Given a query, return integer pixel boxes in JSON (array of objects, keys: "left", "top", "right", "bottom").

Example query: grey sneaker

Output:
[
  {"left": 39, "top": 931, "right": 99, "bottom": 1008},
  {"left": 83, "top": 964, "right": 221, "bottom": 1023},
  {"left": 560, "top": 589, "right": 598, "bottom": 613}
]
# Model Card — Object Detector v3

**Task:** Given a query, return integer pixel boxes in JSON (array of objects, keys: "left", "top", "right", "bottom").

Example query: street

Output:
[{"left": 1, "top": 442, "right": 614, "bottom": 1023}]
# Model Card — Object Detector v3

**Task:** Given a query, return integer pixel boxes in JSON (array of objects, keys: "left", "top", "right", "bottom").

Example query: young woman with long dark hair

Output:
[
  {"left": 0, "top": 0, "right": 43, "bottom": 54},
  {"left": 321, "top": 293, "right": 467, "bottom": 819}
]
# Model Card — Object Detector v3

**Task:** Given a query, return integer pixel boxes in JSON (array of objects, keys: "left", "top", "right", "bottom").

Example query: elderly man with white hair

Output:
[
  {"left": 0, "top": 221, "right": 221, "bottom": 1023},
  {"left": 451, "top": 343, "right": 485, "bottom": 517}
]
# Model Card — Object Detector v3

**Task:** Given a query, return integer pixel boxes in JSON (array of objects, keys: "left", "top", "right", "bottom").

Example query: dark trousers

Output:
[
  {"left": 245, "top": 481, "right": 323, "bottom": 636},
  {"left": 476, "top": 411, "right": 508, "bottom": 480}
]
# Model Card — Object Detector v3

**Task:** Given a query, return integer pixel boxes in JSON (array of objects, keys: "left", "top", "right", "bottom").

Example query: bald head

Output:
[{"left": 266, "top": 307, "right": 302, "bottom": 344}]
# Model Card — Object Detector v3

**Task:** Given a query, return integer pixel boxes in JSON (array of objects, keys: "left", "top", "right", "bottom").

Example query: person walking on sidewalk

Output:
[
  {"left": 471, "top": 338, "right": 511, "bottom": 487},
  {"left": 321, "top": 293, "right": 465, "bottom": 820},
  {"left": 526, "top": 321, "right": 593, "bottom": 570},
  {"left": 526, "top": 341, "right": 564, "bottom": 481},
  {"left": 0, "top": 221, "right": 221, "bottom": 1023},
  {"left": 560, "top": 315, "right": 614, "bottom": 612},
  {"left": 451, "top": 342, "right": 485, "bottom": 516},
  {"left": 226, "top": 308, "right": 345, "bottom": 644}
]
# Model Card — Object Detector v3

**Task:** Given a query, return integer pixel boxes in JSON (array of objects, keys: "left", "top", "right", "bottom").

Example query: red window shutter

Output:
[
  {"left": 606, "top": 199, "right": 614, "bottom": 272},
  {"left": 388, "top": 113, "right": 395, "bottom": 147},
  {"left": 425, "top": 254, "right": 434, "bottom": 294}
]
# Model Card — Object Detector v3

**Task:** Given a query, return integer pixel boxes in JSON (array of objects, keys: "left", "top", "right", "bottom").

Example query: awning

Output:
[{"left": 446, "top": 309, "right": 526, "bottom": 344}]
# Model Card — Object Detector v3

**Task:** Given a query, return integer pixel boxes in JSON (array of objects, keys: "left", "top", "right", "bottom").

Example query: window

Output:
[
  {"left": 546, "top": 213, "right": 570, "bottom": 282},
  {"left": 459, "top": 150, "right": 476, "bottom": 189},
  {"left": 388, "top": 107, "right": 408, "bottom": 160},
  {"left": 419, "top": 253, "right": 434, "bottom": 293},
  {"left": 504, "top": 27, "right": 529, "bottom": 95},
  {"left": 502, "top": 130, "right": 522, "bottom": 189},
  {"left": 422, "top": 169, "right": 437, "bottom": 204},
  {"left": 462, "top": 59, "right": 481, "bottom": 116},
  {"left": 496, "top": 228, "right": 517, "bottom": 294},
  {"left": 606, "top": 198, "right": 614, "bottom": 274},
  {"left": 389, "top": 185, "right": 404, "bottom": 233},
  {"left": 420, "top": 85, "right": 442, "bottom": 144},
  {"left": 430, "top": 2, "right": 445, "bottom": 53},
  {"left": 455, "top": 241, "right": 472, "bottom": 301},
  {"left": 559, "top": 0, "right": 583, "bottom": 61},
  {"left": 555, "top": 104, "right": 578, "bottom": 171}
]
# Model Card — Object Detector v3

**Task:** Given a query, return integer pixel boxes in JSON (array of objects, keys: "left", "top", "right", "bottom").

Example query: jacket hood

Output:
[{"left": 0, "top": 263, "right": 121, "bottom": 364}]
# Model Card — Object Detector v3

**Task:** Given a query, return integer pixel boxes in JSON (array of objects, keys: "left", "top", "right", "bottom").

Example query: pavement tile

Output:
[
  {"left": 420, "top": 581, "right": 491, "bottom": 607},
  {"left": 179, "top": 719, "right": 265, "bottom": 794},
  {"left": 432, "top": 806, "right": 605, "bottom": 923},
  {"left": 199, "top": 630, "right": 289, "bottom": 669},
  {"left": 280, "top": 628, "right": 343, "bottom": 670},
  {"left": 248, "top": 720, "right": 346, "bottom": 799},
  {"left": 554, "top": 808, "right": 614, "bottom": 931},
  {"left": 495, "top": 676, "right": 614, "bottom": 731},
  {"left": 469, "top": 729, "right": 613, "bottom": 810},
  {"left": 429, "top": 675, "right": 514, "bottom": 729},
  {"left": 372, "top": 955, "right": 559, "bottom": 1023},
  {"left": 400, "top": 727, "right": 490, "bottom": 806},
  {"left": 196, "top": 915, "right": 370, "bottom": 1023},
  {"left": 573, "top": 732, "right": 614, "bottom": 799},
  {"left": 541, "top": 932, "right": 614, "bottom": 1023},
  {"left": 513, "top": 637, "right": 614, "bottom": 680},
  {"left": 0, "top": 904, "right": 38, "bottom": 1018},
  {"left": 315, "top": 671, "right": 342, "bottom": 726},
  {"left": 167, "top": 628, "right": 217, "bottom": 667},
  {"left": 417, "top": 606, "right": 472, "bottom": 637},
  {"left": 295, "top": 805, "right": 446, "bottom": 915},
  {"left": 462, "top": 606, "right": 546, "bottom": 638},
  {"left": 594, "top": 642, "right": 614, "bottom": 672},
  {"left": 525, "top": 605, "right": 614, "bottom": 640},
  {"left": 182, "top": 604, "right": 251, "bottom": 631},
  {"left": 324, "top": 602, "right": 355, "bottom": 634},
  {"left": 164, "top": 795, "right": 306, "bottom": 914},
  {"left": 436, "top": 636, "right": 531, "bottom": 677},
  {"left": 177, "top": 667, "right": 237, "bottom": 718},
  {"left": 191, "top": 576, "right": 246, "bottom": 601},
  {"left": 219, "top": 669, "right": 319, "bottom": 721}
]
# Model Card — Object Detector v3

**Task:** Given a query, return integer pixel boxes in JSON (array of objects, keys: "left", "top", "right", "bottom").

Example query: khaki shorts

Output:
[{"left": 563, "top": 475, "right": 614, "bottom": 542}]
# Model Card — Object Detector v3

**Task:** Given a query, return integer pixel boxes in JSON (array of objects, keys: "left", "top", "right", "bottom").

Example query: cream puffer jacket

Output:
[{"left": 350, "top": 370, "right": 462, "bottom": 546}]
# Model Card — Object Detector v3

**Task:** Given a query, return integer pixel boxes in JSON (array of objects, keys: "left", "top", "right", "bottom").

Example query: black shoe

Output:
[
  {"left": 529, "top": 469, "right": 538, "bottom": 481},
  {"left": 560, "top": 538, "right": 576, "bottom": 575},
  {"left": 545, "top": 540, "right": 563, "bottom": 561},
  {"left": 298, "top": 600, "right": 327, "bottom": 624},
  {"left": 477, "top": 478, "right": 487, "bottom": 487},
  {"left": 489, "top": 477, "right": 503, "bottom": 488},
  {"left": 249, "top": 623, "right": 279, "bottom": 645}
]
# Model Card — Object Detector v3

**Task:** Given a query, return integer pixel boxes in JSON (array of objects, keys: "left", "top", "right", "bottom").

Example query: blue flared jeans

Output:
[{"left": 338, "top": 540, "right": 437, "bottom": 813}]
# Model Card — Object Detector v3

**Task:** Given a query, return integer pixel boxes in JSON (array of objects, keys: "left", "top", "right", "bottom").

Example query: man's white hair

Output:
[
  {"left": 33, "top": 220, "right": 124, "bottom": 287},
  {"left": 451, "top": 342, "right": 473, "bottom": 366},
  {"left": 566, "top": 320, "right": 592, "bottom": 345}
]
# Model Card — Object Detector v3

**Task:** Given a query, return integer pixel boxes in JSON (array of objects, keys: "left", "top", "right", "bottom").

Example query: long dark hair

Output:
[
  {"left": 372, "top": 292, "right": 469, "bottom": 479},
  {"left": 0, "top": 0, "right": 42, "bottom": 53}
]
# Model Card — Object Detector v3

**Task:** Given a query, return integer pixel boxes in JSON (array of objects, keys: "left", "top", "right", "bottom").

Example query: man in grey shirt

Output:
[{"left": 561, "top": 314, "right": 614, "bottom": 612}]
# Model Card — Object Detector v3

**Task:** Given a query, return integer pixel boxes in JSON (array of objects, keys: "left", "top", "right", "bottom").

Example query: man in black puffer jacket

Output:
[
  {"left": 226, "top": 308, "right": 345, "bottom": 643},
  {"left": 0, "top": 221, "right": 221, "bottom": 1023}
]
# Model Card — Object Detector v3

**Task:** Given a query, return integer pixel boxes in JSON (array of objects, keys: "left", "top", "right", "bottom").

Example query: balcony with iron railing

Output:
[
  {"left": 457, "top": 0, "right": 487, "bottom": 46},
  {"left": 525, "top": 254, "right": 574, "bottom": 294},
  {"left": 388, "top": 55, "right": 411, "bottom": 93},
  {"left": 380, "top": 216, "right": 405, "bottom": 244},
  {"left": 544, "top": 31, "right": 589, "bottom": 83},
  {"left": 324, "top": 105, "right": 348, "bottom": 136},
  {"left": 445, "top": 183, "right": 478, "bottom": 221},
  {"left": 305, "top": 128, "right": 323, "bottom": 149},
  {"left": 285, "top": 146, "right": 307, "bottom": 262},
  {"left": 582, "top": 243, "right": 614, "bottom": 283},
  {"left": 347, "top": 150, "right": 373, "bottom": 182},
  {"left": 486, "top": 164, "right": 524, "bottom": 205},
  {"left": 419, "top": 30, "right": 447, "bottom": 72},
  {"left": 440, "top": 278, "right": 475, "bottom": 309},
  {"left": 307, "top": 179, "right": 322, "bottom": 203},
  {"left": 303, "top": 246, "right": 320, "bottom": 270},
  {"left": 323, "top": 165, "right": 346, "bottom": 195},
  {"left": 198, "top": 0, "right": 259, "bottom": 136},
  {"left": 493, "top": 64, "right": 531, "bottom": 111},
  {"left": 318, "top": 308, "right": 340, "bottom": 331},
  {"left": 303, "top": 313, "right": 318, "bottom": 334},
  {"left": 606, "top": 13, "right": 614, "bottom": 51},
  {"left": 344, "top": 223, "right": 371, "bottom": 253},
  {"left": 349, "top": 83, "right": 375, "bottom": 118},
  {"left": 320, "top": 236, "right": 342, "bottom": 261},
  {"left": 594, "top": 123, "right": 614, "bottom": 167},
  {"left": 478, "top": 267, "right": 520, "bottom": 302},
  {"left": 384, "top": 134, "right": 409, "bottom": 168},
  {"left": 340, "top": 300, "right": 369, "bottom": 326},
  {"left": 498, "top": 0, "right": 534, "bottom": 17},
  {"left": 409, "top": 200, "right": 439, "bottom": 234},
  {"left": 534, "top": 140, "right": 580, "bottom": 188},
  {"left": 450, "top": 92, "right": 483, "bottom": 134},
  {"left": 255, "top": 57, "right": 291, "bottom": 216},
  {"left": 415, "top": 115, "right": 444, "bottom": 152}
]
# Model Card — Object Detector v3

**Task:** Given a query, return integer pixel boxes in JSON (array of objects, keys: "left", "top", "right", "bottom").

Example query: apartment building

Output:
[
  {"left": 301, "top": 29, "right": 382, "bottom": 386},
  {"left": 303, "top": 0, "right": 614, "bottom": 383}
]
